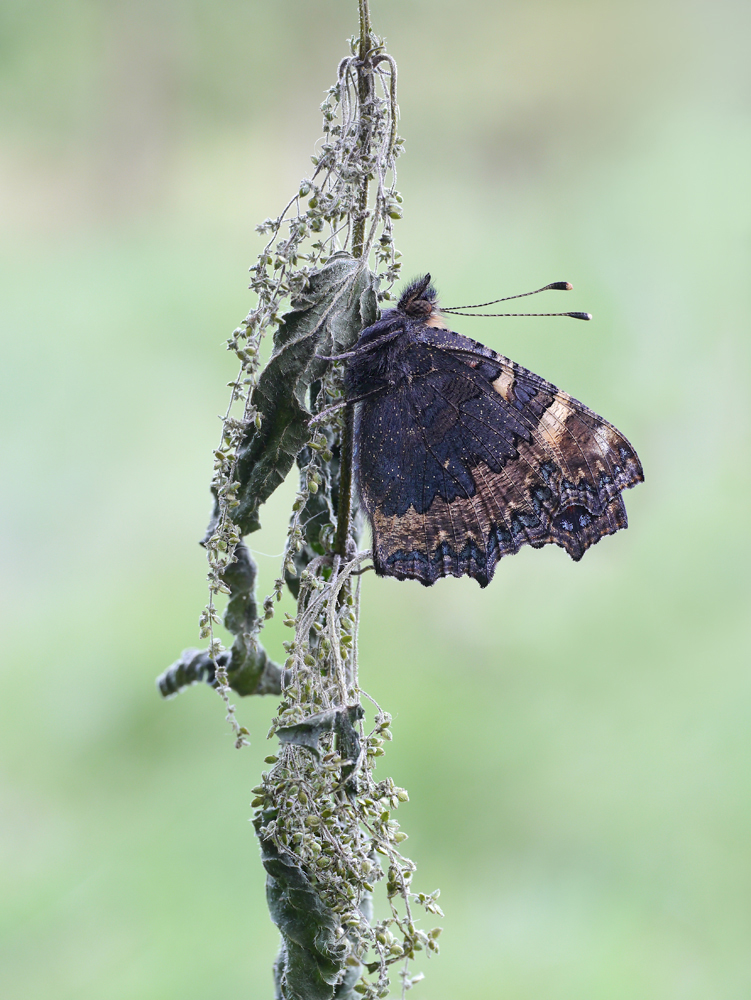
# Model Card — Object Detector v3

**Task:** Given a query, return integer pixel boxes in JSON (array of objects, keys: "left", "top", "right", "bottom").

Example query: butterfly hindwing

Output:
[{"left": 356, "top": 351, "right": 532, "bottom": 585}]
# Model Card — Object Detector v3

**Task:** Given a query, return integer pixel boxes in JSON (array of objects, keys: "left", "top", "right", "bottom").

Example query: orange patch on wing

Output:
[
  {"left": 491, "top": 370, "right": 515, "bottom": 400},
  {"left": 537, "top": 393, "right": 574, "bottom": 449}
]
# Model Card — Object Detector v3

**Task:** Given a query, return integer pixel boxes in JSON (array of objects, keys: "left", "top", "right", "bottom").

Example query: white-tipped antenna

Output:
[{"left": 442, "top": 281, "right": 592, "bottom": 321}]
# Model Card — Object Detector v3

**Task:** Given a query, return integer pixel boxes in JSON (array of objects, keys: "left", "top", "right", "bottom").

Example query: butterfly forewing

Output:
[{"left": 348, "top": 277, "right": 643, "bottom": 587}]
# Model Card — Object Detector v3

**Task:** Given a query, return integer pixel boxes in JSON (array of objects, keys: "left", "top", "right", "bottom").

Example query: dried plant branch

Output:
[{"left": 159, "top": 3, "right": 441, "bottom": 997}]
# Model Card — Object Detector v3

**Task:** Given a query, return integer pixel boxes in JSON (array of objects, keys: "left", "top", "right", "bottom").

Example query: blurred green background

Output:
[{"left": 2, "top": 1, "right": 750, "bottom": 997}]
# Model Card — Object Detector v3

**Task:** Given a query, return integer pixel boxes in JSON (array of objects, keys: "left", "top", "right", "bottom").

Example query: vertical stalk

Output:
[
  {"left": 350, "top": 0, "right": 372, "bottom": 261},
  {"left": 334, "top": 409, "right": 356, "bottom": 559},
  {"left": 335, "top": 0, "right": 373, "bottom": 559}
]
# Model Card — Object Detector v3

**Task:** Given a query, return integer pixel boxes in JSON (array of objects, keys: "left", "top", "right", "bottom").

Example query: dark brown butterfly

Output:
[{"left": 343, "top": 274, "right": 643, "bottom": 587}]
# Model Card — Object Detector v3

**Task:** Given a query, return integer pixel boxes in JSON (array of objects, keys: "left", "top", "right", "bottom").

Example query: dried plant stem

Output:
[
  {"left": 335, "top": 1, "right": 373, "bottom": 561},
  {"left": 159, "top": 2, "right": 442, "bottom": 996}
]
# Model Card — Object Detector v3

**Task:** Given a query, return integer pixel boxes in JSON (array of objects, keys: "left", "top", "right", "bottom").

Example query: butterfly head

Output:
[{"left": 397, "top": 274, "right": 446, "bottom": 328}]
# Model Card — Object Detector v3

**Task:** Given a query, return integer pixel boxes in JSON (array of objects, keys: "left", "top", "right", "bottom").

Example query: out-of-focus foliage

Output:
[{"left": 2, "top": 1, "right": 751, "bottom": 999}]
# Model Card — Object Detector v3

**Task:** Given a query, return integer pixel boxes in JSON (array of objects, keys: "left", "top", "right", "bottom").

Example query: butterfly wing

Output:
[{"left": 355, "top": 327, "right": 643, "bottom": 587}]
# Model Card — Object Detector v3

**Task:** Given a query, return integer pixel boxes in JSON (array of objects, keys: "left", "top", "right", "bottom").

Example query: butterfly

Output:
[{"left": 338, "top": 274, "right": 644, "bottom": 587}]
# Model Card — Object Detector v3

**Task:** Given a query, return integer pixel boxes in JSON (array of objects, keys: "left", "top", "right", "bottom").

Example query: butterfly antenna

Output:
[
  {"left": 443, "top": 281, "right": 572, "bottom": 311},
  {"left": 442, "top": 281, "right": 591, "bottom": 320},
  {"left": 441, "top": 309, "right": 592, "bottom": 320}
]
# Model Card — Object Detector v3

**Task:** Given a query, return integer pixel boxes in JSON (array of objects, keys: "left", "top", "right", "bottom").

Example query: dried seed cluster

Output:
[{"left": 256, "top": 556, "right": 442, "bottom": 998}]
